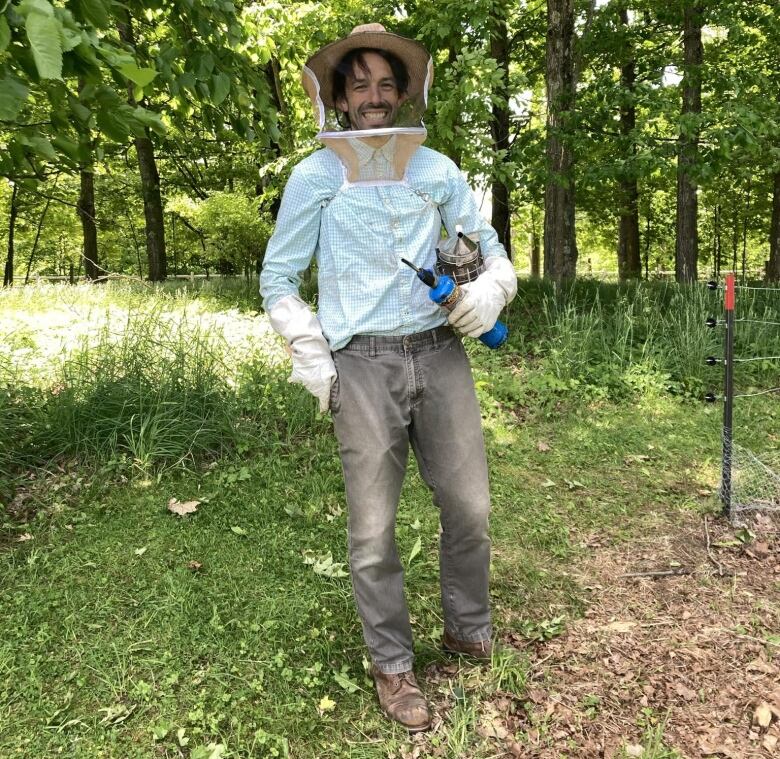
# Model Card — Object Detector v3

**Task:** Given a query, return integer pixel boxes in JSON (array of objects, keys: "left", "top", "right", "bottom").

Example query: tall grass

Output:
[
  {"left": 0, "top": 281, "right": 295, "bottom": 498},
  {"left": 2, "top": 277, "right": 778, "bottom": 498},
  {"left": 508, "top": 279, "right": 779, "bottom": 399}
]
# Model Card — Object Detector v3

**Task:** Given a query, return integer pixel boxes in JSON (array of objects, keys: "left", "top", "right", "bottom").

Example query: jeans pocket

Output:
[{"left": 329, "top": 354, "right": 341, "bottom": 414}]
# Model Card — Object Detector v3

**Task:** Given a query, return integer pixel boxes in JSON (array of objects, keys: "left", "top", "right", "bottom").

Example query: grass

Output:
[{"left": 1, "top": 277, "right": 778, "bottom": 757}]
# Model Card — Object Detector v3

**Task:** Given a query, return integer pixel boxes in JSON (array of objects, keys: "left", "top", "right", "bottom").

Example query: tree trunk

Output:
[
  {"left": 713, "top": 204, "right": 721, "bottom": 278},
  {"left": 118, "top": 16, "right": 167, "bottom": 281},
  {"left": 134, "top": 135, "right": 167, "bottom": 281},
  {"left": 530, "top": 206, "right": 541, "bottom": 278},
  {"left": 3, "top": 183, "right": 18, "bottom": 287},
  {"left": 674, "top": 4, "right": 702, "bottom": 283},
  {"left": 448, "top": 37, "right": 462, "bottom": 169},
  {"left": 741, "top": 180, "right": 751, "bottom": 282},
  {"left": 25, "top": 195, "right": 52, "bottom": 284},
  {"left": 258, "top": 58, "right": 285, "bottom": 222},
  {"left": 490, "top": 7, "right": 512, "bottom": 258},
  {"left": 79, "top": 169, "right": 101, "bottom": 280},
  {"left": 617, "top": 8, "right": 641, "bottom": 281},
  {"left": 769, "top": 170, "right": 780, "bottom": 282},
  {"left": 544, "top": 0, "right": 578, "bottom": 282}
]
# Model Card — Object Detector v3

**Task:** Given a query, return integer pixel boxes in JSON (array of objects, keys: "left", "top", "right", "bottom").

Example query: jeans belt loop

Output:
[{"left": 369, "top": 336, "right": 376, "bottom": 358}]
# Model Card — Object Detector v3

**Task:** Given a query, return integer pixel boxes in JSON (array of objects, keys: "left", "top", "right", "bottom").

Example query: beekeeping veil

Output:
[{"left": 302, "top": 23, "right": 433, "bottom": 184}]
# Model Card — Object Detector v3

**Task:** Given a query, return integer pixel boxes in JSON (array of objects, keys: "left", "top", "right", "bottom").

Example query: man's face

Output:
[{"left": 336, "top": 51, "right": 406, "bottom": 130}]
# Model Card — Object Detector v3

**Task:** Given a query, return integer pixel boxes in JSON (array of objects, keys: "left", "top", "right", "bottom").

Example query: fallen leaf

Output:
[
  {"left": 754, "top": 702, "right": 773, "bottom": 728},
  {"left": 624, "top": 745, "right": 643, "bottom": 758},
  {"left": 190, "top": 743, "right": 226, "bottom": 759},
  {"left": 16, "top": 533, "right": 33, "bottom": 542},
  {"left": 187, "top": 561, "right": 203, "bottom": 571},
  {"left": 134, "top": 546, "right": 147, "bottom": 556},
  {"left": 167, "top": 498, "right": 199, "bottom": 516},
  {"left": 763, "top": 735, "right": 778, "bottom": 752},
  {"left": 284, "top": 503, "right": 303, "bottom": 517},
  {"left": 675, "top": 682, "right": 697, "bottom": 701},
  {"left": 746, "top": 659, "right": 778, "bottom": 675},
  {"left": 526, "top": 688, "right": 547, "bottom": 704},
  {"left": 230, "top": 526, "right": 247, "bottom": 536},
  {"left": 603, "top": 621, "right": 636, "bottom": 633},
  {"left": 698, "top": 739, "right": 732, "bottom": 758},
  {"left": 333, "top": 670, "right": 360, "bottom": 693},
  {"left": 98, "top": 704, "right": 134, "bottom": 725},
  {"left": 747, "top": 542, "right": 770, "bottom": 559},
  {"left": 536, "top": 441, "right": 551, "bottom": 452},
  {"left": 407, "top": 536, "right": 422, "bottom": 566},
  {"left": 541, "top": 479, "right": 556, "bottom": 488}
]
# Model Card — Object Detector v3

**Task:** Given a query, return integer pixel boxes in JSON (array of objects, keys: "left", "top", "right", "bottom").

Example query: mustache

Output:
[{"left": 358, "top": 102, "right": 392, "bottom": 113}]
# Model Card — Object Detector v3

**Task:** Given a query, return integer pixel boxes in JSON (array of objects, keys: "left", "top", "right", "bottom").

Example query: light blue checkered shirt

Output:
[{"left": 260, "top": 144, "right": 508, "bottom": 350}]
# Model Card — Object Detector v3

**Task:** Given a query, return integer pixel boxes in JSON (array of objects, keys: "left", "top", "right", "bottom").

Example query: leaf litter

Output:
[
  {"left": 388, "top": 510, "right": 780, "bottom": 759},
  {"left": 511, "top": 509, "right": 780, "bottom": 757}
]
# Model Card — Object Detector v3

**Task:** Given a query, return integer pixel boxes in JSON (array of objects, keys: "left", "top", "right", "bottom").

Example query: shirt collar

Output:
[{"left": 351, "top": 135, "right": 398, "bottom": 168}]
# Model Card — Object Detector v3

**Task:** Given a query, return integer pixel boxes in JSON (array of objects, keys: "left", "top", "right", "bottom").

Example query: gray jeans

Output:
[{"left": 330, "top": 326, "right": 492, "bottom": 674}]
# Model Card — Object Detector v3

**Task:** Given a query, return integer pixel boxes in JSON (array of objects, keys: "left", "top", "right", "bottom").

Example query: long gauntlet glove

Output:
[{"left": 268, "top": 295, "right": 336, "bottom": 413}]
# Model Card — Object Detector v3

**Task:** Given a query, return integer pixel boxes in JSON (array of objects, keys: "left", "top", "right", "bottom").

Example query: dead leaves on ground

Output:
[
  {"left": 167, "top": 498, "right": 200, "bottom": 516},
  {"left": 513, "top": 511, "right": 780, "bottom": 758}
]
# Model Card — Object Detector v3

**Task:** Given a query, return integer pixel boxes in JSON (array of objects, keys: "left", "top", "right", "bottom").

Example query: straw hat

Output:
[{"left": 304, "top": 23, "right": 433, "bottom": 108}]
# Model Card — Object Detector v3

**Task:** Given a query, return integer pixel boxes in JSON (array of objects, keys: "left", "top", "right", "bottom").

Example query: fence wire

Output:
[
  {"left": 724, "top": 443, "right": 780, "bottom": 517},
  {"left": 711, "top": 277, "right": 780, "bottom": 522}
]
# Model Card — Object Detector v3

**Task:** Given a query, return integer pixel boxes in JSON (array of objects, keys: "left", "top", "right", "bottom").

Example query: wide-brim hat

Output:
[{"left": 303, "top": 23, "right": 433, "bottom": 109}]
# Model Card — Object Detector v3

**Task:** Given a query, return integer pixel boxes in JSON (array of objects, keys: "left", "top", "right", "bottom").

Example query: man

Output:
[{"left": 260, "top": 24, "right": 517, "bottom": 731}]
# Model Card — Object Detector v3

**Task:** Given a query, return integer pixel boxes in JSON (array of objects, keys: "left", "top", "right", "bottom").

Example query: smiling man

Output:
[
  {"left": 259, "top": 24, "right": 517, "bottom": 731},
  {"left": 334, "top": 49, "right": 406, "bottom": 130}
]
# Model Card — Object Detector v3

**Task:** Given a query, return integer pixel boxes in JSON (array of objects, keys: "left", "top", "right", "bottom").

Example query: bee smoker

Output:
[
  {"left": 435, "top": 225, "right": 485, "bottom": 284},
  {"left": 401, "top": 225, "right": 508, "bottom": 349}
]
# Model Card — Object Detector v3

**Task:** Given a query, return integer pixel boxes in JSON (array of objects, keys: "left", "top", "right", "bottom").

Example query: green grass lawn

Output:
[{"left": 1, "top": 279, "right": 776, "bottom": 758}]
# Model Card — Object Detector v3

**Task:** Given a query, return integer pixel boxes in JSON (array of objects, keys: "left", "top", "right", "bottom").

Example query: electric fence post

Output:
[{"left": 721, "top": 273, "right": 735, "bottom": 519}]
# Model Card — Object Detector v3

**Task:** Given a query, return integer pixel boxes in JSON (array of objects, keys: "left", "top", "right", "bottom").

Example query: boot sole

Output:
[{"left": 380, "top": 710, "right": 430, "bottom": 733}]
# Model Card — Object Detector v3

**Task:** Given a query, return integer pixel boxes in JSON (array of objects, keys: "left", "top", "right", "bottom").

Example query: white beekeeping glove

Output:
[
  {"left": 268, "top": 294, "right": 336, "bottom": 413},
  {"left": 447, "top": 256, "right": 517, "bottom": 338}
]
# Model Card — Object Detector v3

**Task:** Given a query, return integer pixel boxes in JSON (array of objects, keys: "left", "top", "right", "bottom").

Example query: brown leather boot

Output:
[
  {"left": 371, "top": 666, "right": 431, "bottom": 732},
  {"left": 442, "top": 630, "right": 493, "bottom": 661}
]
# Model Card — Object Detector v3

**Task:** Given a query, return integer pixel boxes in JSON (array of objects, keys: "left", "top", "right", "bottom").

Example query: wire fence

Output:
[{"left": 705, "top": 275, "right": 780, "bottom": 522}]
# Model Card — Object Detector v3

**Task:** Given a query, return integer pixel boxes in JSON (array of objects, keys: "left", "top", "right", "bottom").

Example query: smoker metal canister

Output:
[{"left": 435, "top": 232, "right": 485, "bottom": 285}]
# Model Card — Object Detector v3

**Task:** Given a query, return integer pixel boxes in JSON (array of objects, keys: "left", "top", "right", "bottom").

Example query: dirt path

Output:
[{"left": 513, "top": 510, "right": 780, "bottom": 758}]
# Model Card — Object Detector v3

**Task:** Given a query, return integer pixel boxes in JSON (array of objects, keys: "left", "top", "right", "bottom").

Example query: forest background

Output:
[{"left": 1, "top": 0, "right": 779, "bottom": 286}]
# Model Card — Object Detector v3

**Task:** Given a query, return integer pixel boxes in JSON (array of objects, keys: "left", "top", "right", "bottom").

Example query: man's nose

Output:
[{"left": 368, "top": 82, "right": 382, "bottom": 101}]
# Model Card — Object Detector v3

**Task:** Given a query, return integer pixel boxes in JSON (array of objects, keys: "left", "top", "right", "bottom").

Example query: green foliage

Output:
[
  {"left": 193, "top": 192, "right": 273, "bottom": 272},
  {"left": 2, "top": 0, "right": 780, "bottom": 281}
]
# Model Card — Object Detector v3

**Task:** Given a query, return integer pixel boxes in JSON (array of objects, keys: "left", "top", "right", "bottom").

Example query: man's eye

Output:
[{"left": 353, "top": 83, "right": 367, "bottom": 91}]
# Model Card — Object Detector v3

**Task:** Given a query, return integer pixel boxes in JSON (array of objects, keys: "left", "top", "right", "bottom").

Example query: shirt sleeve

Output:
[
  {"left": 439, "top": 162, "right": 509, "bottom": 260},
  {"left": 259, "top": 166, "right": 323, "bottom": 312}
]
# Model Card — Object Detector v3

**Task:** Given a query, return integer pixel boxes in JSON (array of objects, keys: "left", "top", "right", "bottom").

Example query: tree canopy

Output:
[{"left": 1, "top": 0, "right": 778, "bottom": 283}]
